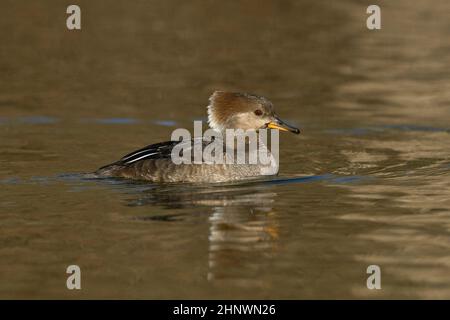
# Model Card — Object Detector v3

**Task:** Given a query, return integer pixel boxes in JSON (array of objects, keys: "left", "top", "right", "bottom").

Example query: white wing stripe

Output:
[
  {"left": 124, "top": 152, "right": 158, "bottom": 164},
  {"left": 122, "top": 149, "right": 154, "bottom": 161}
]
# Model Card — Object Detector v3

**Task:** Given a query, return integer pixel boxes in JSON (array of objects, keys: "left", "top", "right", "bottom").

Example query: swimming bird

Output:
[{"left": 95, "top": 91, "right": 300, "bottom": 183}]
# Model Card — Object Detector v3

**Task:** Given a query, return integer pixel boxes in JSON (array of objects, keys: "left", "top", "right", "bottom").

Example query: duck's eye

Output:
[{"left": 254, "top": 109, "right": 263, "bottom": 116}]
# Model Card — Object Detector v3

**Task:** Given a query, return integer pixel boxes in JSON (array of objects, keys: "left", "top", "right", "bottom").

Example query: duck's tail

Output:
[{"left": 92, "top": 162, "right": 125, "bottom": 178}]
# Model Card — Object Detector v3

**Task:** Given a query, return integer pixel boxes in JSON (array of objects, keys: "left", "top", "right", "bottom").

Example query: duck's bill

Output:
[{"left": 267, "top": 117, "right": 300, "bottom": 134}]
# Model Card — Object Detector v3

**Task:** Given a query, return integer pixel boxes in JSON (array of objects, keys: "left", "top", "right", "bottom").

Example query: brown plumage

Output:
[
  {"left": 207, "top": 92, "right": 275, "bottom": 131},
  {"left": 95, "top": 91, "right": 300, "bottom": 183}
]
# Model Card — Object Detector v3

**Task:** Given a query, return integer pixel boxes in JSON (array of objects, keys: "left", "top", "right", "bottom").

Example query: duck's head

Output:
[{"left": 207, "top": 91, "right": 300, "bottom": 134}]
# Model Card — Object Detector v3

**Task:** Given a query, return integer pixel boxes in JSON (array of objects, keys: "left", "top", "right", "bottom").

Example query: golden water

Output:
[{"left": 1, "top": 0, "right": 449, "bottom": 298}]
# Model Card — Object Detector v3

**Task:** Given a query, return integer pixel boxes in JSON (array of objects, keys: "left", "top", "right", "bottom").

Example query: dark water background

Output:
[{"left": 1, "top": 0, "right": 449, "bottom": 298}]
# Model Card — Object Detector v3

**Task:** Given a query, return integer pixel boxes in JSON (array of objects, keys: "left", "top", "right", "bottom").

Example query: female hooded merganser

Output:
[{"left": 95, "top": 91, "right": 300, "bottom": 183}]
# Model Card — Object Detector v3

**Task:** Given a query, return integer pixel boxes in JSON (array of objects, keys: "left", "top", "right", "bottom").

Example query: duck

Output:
[{"left": 95, "top": 91, "right": 300, "bottom": 183}]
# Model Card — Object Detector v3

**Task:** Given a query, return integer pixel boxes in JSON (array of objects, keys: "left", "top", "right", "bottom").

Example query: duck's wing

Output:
[
  {"left": 100, "top": 138, "right": 216, "bottom": 168},
  {"left": 95, "top": 138, "right": 228, "bottom": 180},
  {"left": 95, "top": 141, "right": 180, "bottom": 174},
  {"left": 118, "top": 140, "right": 181, "bottom": 164}
]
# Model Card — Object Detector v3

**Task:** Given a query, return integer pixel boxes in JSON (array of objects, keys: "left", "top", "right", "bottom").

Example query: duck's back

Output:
[{"left": 95, "top": 139, "right": 274, "bottom": 183}]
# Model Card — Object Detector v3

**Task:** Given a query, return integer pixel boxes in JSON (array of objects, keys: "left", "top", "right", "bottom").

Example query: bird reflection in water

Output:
[{"left": 124, "top": 181, "right": 280, "bottom": 285}]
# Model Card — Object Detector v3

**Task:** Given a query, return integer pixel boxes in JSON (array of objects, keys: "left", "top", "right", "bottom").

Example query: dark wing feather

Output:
[
  {"left": 97, "top": 137, "right": 224, "bottom": 174},
  {"left": 119, "top": 140, "right": 180, "bottom": 164}
]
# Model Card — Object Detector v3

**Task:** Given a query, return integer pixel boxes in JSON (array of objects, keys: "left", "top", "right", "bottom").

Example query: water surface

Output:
[{"left": 1, "top": 0, "right": 450, "bottom": 298}]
